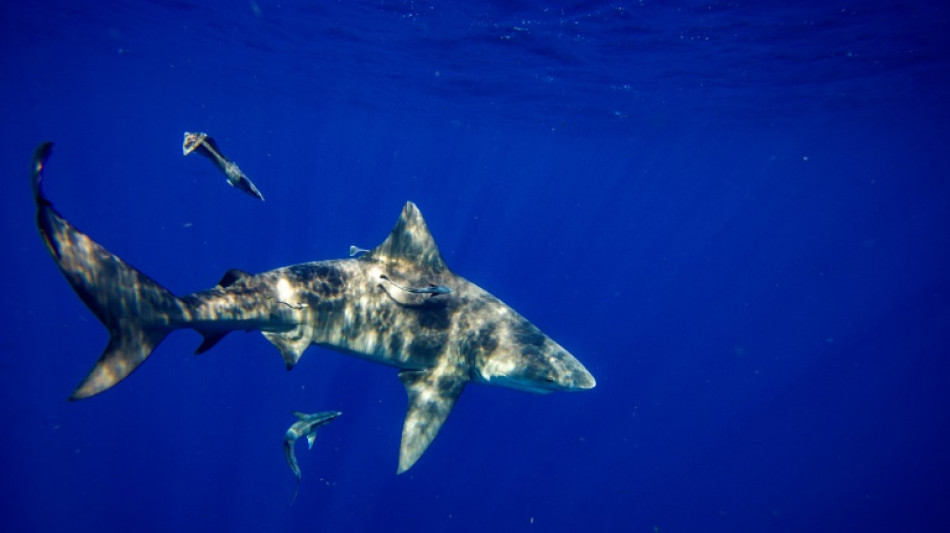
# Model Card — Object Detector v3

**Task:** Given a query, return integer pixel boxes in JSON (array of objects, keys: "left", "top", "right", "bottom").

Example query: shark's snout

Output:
[
  {"left": 573, "top": 365, "right": 597, "bottom": 390},
  {"left": 555, "top": 352, "right": 596, "bottom": 391},
  {"left": 475, "top": 345, "right": 596, "bottom": 394}
]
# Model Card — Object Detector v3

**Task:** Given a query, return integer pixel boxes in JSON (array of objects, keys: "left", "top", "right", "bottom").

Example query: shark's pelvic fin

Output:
[
  {"left": 263, "top": 324, "right": 315, "bottom": 369},
  {"left": 397, "top": 368, "right": 466, "bottom": 474},
  {"left": 32, "top": 143, "right": 183, "bottom": 400},
  {"left": 367, "top": 202, "right": 447, "bottom": 274}
]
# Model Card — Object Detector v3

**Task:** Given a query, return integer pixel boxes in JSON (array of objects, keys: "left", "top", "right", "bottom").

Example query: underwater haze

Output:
[{"left": 2, "top": 1, "right": 949, "bottom": 532}]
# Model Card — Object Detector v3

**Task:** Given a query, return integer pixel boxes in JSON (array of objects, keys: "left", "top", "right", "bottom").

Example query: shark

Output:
[{"left": 32, "top": 142, "right": 596, "bottom": 474}]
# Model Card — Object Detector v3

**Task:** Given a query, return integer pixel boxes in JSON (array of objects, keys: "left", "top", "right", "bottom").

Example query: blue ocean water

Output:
[{"left": 2, "top": 1, "right": 948, "bottom": 531}]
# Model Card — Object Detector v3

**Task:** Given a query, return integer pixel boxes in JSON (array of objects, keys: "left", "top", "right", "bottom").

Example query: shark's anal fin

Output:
[
  {"left": 194, "top": 331, "right": 228, "bottom": 354},
  {"left": 397, "top": 369, "right": 466, "bottom": 474}
]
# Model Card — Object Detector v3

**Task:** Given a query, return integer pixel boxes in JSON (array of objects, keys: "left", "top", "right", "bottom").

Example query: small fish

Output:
[
  {"left": 182, "top": 131, "right": 265, "bottom": 201},
  {"left": 284, "top": 410, "right": 340, "bottom": 503},
  {"left": 379, "top": 275, "right": 451, "bottom": 296},
  {"left": 349, "top": 245, "right": 369, "bottom": 257}
]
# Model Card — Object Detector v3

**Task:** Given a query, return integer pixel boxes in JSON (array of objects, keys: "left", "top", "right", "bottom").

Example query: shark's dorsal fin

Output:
[
  {"left": 367, "top": 202, "right": 447, "bottom": 274},
  {"left": 397, "top": 369, "right": 466, "bottom": 474}
]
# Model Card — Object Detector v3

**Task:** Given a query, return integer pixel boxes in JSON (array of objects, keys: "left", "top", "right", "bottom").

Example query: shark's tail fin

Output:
[{"left": 33, "top": 143, "right": 185, "bottom": 400}]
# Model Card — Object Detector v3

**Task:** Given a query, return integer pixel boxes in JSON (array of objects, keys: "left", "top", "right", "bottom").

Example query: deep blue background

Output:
[{"left": 2, "top": 1, "right": 948, "bottom": 531}]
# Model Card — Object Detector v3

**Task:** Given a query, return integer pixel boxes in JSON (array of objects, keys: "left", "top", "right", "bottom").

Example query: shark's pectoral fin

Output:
[{"left": 397, "top": 369, "right": 466, "bottom": 474}]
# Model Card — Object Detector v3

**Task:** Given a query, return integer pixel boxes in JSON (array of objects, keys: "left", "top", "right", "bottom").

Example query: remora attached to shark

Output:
[{"left": 32, "top": 142, "right": 596, "bottom": 473}]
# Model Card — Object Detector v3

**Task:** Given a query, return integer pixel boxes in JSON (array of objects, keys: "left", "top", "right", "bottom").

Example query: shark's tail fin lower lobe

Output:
[{"left": 33, "top": 143, "right": 185, "bottom": 400}]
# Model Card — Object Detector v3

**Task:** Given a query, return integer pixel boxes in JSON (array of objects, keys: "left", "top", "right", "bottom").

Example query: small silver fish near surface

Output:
[{"left": 182, "top": 131, "right": 265, "bottom": 201}]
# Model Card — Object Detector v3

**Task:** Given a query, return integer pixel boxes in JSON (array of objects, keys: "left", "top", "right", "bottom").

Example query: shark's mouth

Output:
[{"left": 481, "top": 375, "right": 557, "bottom": 394}]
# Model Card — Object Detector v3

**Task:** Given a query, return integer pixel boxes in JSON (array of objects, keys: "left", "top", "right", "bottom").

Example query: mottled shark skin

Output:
[{"left": 32, "top": 142, "right": 596, "bottom": 474}]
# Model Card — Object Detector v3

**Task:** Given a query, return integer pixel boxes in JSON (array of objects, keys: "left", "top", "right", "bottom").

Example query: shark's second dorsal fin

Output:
[
  {"left": 367, "top": 202, "right": 447, "bottom": 273},
  {"left": 217, "top": 269, "right": 251, "bottom": 288}
]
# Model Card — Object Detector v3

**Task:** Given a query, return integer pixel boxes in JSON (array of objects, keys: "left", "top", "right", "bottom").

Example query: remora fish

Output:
[
  {"left": 32, "top": 143, "right": 595, "bottom": 474},
  {"left": 182, "top": 131, "right": 265, "bottom": 201},
  {"left": 379, "top": 274, "right": 452, "bottom": 297},
  {"left": 349, "top": 245, "right": 369, "bottom": 257},
  {"left": 284, "top": 410, "right": 340, "bottom": 502}
]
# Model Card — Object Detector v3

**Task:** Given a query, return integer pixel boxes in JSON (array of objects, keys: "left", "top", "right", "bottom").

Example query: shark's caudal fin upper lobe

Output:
[{"left": 32, "top": 143, "right": 185, "bottom": 400}]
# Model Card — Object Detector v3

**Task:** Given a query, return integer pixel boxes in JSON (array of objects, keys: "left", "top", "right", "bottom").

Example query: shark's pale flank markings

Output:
[
  {"left": 182, "top": 131, "right": 265, "bottom": 201},
  {"left": 32, "top": 142, "right": 595, "bottom": 474},
  {"left": 379, "top": 274, "right": 451, "bottom": 297},
  {"left": 284, "top": 410, "right": 341, "bottom": 503},
  {"left": 349, "top": 245, "right": 369, "bottom": 257}
]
